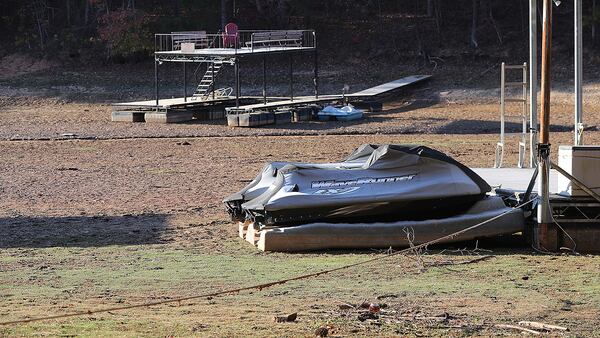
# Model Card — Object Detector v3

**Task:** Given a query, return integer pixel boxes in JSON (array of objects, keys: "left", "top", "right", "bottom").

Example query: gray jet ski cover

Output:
[
  {"left": 223, "top": 144, "right": 379, "bottom": 220},
  {"left": 241, "top": 144, "right": 491, "bottom": 226}
]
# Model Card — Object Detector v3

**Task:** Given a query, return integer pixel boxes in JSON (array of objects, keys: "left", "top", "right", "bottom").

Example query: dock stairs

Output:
[
  {"left": 495, "top": 62, "right": 529, "bottom": 168},
  {"left": 192, "top": 60, "right": 226, "bottom": 100}
]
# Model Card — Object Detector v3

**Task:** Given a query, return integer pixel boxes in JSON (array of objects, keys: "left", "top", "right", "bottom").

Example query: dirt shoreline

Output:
[{"left": 1, "top": 66, "right": 599, "bottom": 336}]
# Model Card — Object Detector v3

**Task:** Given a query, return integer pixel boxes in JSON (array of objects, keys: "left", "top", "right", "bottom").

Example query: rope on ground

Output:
[{"left": 0, "top": 198, "right": 536, "bottom": 326}]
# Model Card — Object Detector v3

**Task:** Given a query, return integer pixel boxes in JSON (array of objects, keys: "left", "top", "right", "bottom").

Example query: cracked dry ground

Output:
[{"left": 1, "top": 97, "right": 599, "bottom": 337}]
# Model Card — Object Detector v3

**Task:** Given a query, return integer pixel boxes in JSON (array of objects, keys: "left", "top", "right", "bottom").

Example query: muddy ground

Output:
[{"left": 1, "top": 60, "right": 599, "bottom": 337}]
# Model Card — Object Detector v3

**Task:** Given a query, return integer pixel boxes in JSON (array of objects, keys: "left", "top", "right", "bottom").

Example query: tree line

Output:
[{"left": 0, "top": 0, "right": 598, "bottom": 62}]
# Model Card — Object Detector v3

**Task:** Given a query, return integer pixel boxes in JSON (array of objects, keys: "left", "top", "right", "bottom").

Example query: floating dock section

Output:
[
  {"left": 236, "top": 168, "right": 600, "bottom": 253},
  {"left": 238, "top": 196, "right": 525, "bottom": 252},
  {"left": 346, "top": 75, "right": 431, "bottom": 99}
]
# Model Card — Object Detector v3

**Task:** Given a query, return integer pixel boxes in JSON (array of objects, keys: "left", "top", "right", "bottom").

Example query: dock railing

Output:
[{"left": 155, "top": 30, "right": 316, "bottom": 54}]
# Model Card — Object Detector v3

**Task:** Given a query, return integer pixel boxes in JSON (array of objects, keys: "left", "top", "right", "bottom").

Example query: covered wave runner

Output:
[
  {"left": 224, "top": 144, "right": 525, "bottom": 252},
  {"left": 223, "top": 144, "right": 379, "bottom": 220},
  {"left": 241, "top": 145, "right": 491, "bottom": 226}
]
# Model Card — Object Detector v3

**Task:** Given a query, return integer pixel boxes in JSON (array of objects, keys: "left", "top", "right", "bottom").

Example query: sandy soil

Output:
[{"left": 1, "top": 66, "right": 600, "bottom": 336}]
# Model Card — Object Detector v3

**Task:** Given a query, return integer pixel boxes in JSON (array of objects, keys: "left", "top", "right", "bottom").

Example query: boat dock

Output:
[
  {"left": 112, "top": 74, "right": 431, "bottom": 123},
  {"left": 111, "top": 29, "right": 431, "bottom": 124},
  {"left": 224, "top": 75, "right": 431, "bottom": 115}
]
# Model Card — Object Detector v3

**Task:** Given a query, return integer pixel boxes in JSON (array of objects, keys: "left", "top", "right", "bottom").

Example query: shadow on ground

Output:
[
  {"left": 175, "top": 96, "right": 442, "bottom": 133},
  {"left": 435, "top": 120, "right": 573, "bottom": 134},
  {"left": 0, "top": 214, "right": 170, "bottom": 248}
]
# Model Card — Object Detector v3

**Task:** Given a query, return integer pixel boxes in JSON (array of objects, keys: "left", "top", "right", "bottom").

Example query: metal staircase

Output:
[
  {"left": 192, "top": 60, "right": 225, "bottom": 100},
  {"left": 495, "top": 62, "right": 529, "bottom": 168}
]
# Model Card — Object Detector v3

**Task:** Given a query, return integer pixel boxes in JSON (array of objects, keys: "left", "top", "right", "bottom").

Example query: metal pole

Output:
[
  {"left": 540, "top": 0, "right": 551, "bottom": 146},
  {"left": 529, "top": 0, "right": 538, "bottom": 167},
  {"left": 183, "top": 62, "right": 187, "bottom": 102},
  {"left": 521, "top": 62, "right": 528, "bottom": 168},
  {"left": 575, "top": 0, "right": 583, "bottom": 145},
  {"left": 235, "top": 59, "right": 239, "bottom": 108},
  {"left": 263, "top": 55, "right": 267, "bottom": 104},
  {"left": 537, "top": 0, "right": 556, "bottom": 250},
  {"left": 289, "top": 54, "right": 294, "bottom": 101},
  {"left": 314, "top": 49, "right": 319, "bottom": 99},
  {"left": 500, "top": 62, "right": 506, "bottom": 152},
  {"left": 155, "top": 58, "right": 159, "bottom": 108}
]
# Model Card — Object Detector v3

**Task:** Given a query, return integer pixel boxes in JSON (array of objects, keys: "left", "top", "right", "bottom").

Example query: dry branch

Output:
[
  {"left": 518, "top": 321, "right": 568, "bottom": 332},
  {"left": 429, "top": 255, "right": 494, "bottom": 267},
  {"left": 495, "top": 324, "right": 541, "bottom": 335}
]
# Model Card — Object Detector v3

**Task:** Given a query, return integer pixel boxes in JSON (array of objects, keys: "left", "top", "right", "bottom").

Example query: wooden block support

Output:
[
  {"left": 238, "top": 221, "right": 249, "bottom": 239},
  {"left": 244, "top": 223, "right": 259, "bottom": 246},
  {"left": 144, "top": 111, "right": 194, "bottom": 123}
]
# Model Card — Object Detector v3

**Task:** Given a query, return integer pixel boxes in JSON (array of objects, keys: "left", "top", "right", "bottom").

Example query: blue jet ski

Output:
[{"left": 317, "top": 105, "right": 364, "bottom": 121}]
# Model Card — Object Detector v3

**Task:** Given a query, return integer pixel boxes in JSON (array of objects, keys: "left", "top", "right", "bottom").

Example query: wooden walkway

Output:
[
  {"left": 113, "top": 96, "right": 238, "bottom": 109},
  {"left": 346, "top": 75, "right": 431, "bottom": 98},
  {"left": 226, "top": 75, "right": 431, "bottom": 113},
  {"left": 112, "top": 96, "right": 289, "bottom": 110},
  {"left": 225, "top": 95, "right": 342, "bottom": 113}
]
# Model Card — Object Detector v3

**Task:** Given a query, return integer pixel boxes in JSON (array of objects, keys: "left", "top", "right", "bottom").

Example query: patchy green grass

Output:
[{"left": 1, "top": 240, "right": 599, "bottom": 337}]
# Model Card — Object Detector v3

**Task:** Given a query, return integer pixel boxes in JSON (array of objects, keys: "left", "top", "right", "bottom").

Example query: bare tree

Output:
[
  {"left": 470, "top": 0, "right": 479, "bottom": 48},
  {"left": 594, "top": 0, "right": 598, "bottom": 47},
  {"left": 221, "top": 0, "right": 227, "bottom": 28},
  {"left": 31, "top": 0, "right": 48, "bottom": 49},
  {"left": 485, "top": 0, "right": 502, "bottom": 45}
]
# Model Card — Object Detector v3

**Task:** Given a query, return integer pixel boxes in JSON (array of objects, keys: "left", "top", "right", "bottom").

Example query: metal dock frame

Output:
[
  {"left": 153, "top": 30, "right": 318, "bottom": 114},
  {"left": 495, "top": 62, "right": 529, "bottom": 168}
]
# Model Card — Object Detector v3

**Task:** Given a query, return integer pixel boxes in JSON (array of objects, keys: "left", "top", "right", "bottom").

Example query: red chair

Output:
[{"left": 222, "top": 22, "right": 239, "bottom": 48}]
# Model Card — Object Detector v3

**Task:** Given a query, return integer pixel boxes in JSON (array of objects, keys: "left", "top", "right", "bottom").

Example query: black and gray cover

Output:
[
  {"left": 223, "top": 144, "right": 379, "bottom": 220},
  {"left": 240, "top": 145, "right": 490, "bottom": 226}
]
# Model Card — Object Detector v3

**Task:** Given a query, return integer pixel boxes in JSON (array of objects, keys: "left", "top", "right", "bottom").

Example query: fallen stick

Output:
[
  {"left": 495, "top": 324, "right": 541, "bottom": 335},
  {"left": 518, "top": 321, "right": 568, "bottom": 332},
  {"left": 427, "top": 255, "right": 495, "bottom": 267}
]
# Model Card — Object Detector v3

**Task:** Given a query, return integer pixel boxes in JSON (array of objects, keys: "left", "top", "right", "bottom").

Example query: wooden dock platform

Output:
[
  {"left": 112, "top": 96, "right": 284, "bottom": 110},
  {"left": 225, "top": 95, "right": 342, "bottom": 114},
  {"left": 112, "top": 75, "right": 431, "bottom": 123},
  {"left": 472, "top": 168, "right": 558, "bottom": 193},
  {"left": 346, "top": 75, "right": 431, "bottom": 98},
  {"left": 156, "top": 46, "right": 315, "bottom": 59},
  {"left": 112, "top": 96, "right": 277, "bottom": 123},
  {"left": 225, "top": 75, "right": 431, "bottom": 116}
]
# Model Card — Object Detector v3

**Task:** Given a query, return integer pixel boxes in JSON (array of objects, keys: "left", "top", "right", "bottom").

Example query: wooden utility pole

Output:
[{"left": 537, "top": 0, "right": 556, "bottom": 250}]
